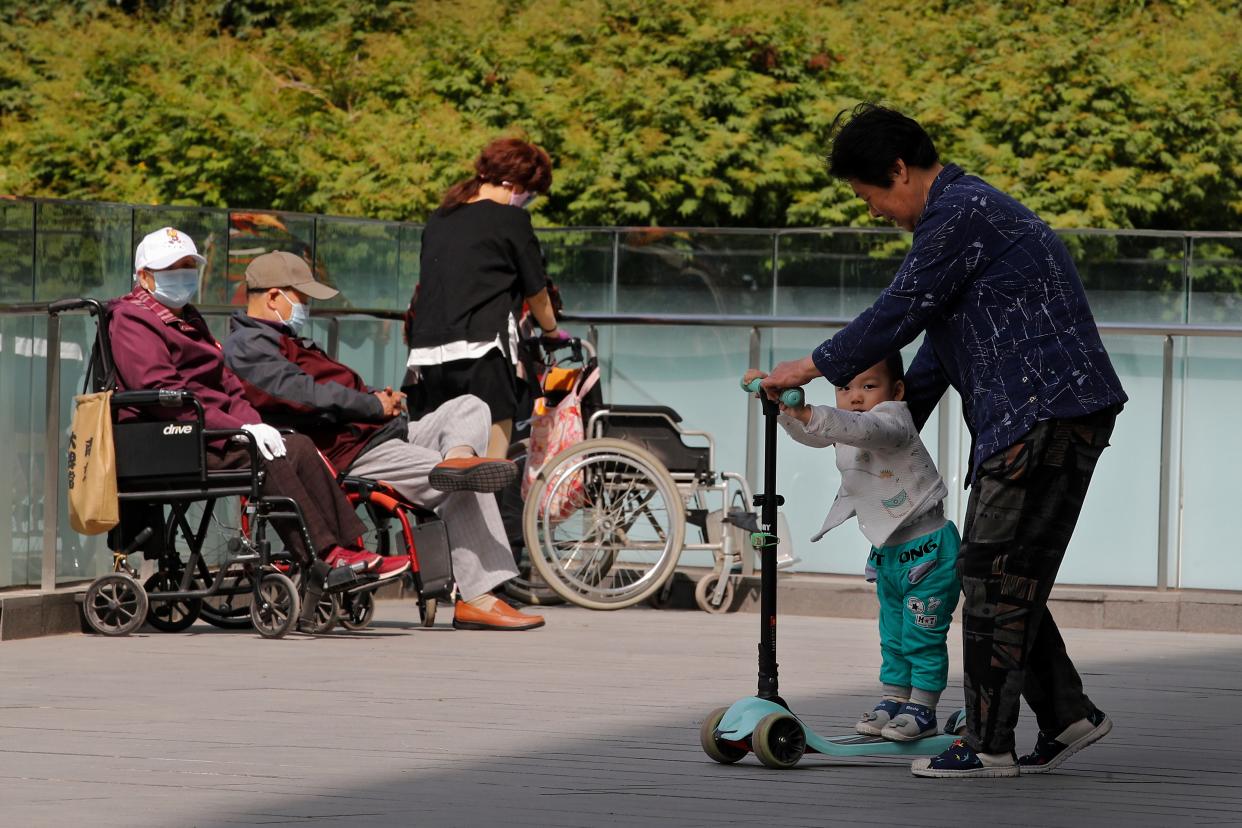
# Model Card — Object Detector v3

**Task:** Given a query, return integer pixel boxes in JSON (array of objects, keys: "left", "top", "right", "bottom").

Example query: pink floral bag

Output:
[{"left": 522, "top": 365, "right": 601, "bottom": 521}]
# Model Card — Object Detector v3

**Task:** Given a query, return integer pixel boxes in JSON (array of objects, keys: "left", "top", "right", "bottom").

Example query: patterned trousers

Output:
[{"left": 960, "top": 406, "right": 1119, "bottom": 754}]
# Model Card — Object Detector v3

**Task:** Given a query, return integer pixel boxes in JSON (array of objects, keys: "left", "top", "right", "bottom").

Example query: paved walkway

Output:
[{"left": 2, "top": 604, "right": 1240, "bottom": 827}]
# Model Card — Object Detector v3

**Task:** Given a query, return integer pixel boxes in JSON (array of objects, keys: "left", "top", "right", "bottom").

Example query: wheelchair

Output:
[
  {"left": 522, "top": 338, "right": 791, "bottom": 611},
  {"left": 51, "top": 298, "right": 456, "bottom": 637},
  {"left": 50, "top": 298, "right": 323, "bottom": 638}
]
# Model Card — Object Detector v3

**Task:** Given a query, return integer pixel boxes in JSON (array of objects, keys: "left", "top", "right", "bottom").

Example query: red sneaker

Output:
[
  {"left": 374, "top": 556, "right": 411, "bottom": 581},
  {"left": 324, "top": 547, "right": 381, "bottom": 573}
]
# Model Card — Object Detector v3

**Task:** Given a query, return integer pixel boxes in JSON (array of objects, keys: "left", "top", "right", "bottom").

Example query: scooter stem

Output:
[{"left": 755, "top": 394, "right": 783, "bottom": 701}]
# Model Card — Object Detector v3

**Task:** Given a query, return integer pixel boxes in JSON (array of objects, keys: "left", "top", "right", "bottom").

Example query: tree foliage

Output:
[{"left": 1, "top": 0, "right": 1239, "bottom": 229}]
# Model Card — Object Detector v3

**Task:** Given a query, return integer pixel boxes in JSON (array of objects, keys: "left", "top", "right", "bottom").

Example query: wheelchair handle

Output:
[
  {"left": 741, "top": 377, "right": 804, "bottom": 408},
  {"left": 47, "top": 298, "right": 103, "bottom": 317}
]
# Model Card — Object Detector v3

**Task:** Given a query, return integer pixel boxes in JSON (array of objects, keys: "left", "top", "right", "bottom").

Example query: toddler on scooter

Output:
[{"left": 744, "top": 352, "right": 960, "bottom": 742}]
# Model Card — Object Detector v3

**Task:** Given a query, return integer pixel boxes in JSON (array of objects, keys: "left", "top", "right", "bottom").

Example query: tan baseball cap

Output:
[{"left": 244, "top": 251, "right": 339, "bottom": 300}]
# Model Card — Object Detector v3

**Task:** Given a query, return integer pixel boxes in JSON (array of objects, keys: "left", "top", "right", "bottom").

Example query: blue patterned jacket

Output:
[{"left": 811, "top": 164, "right": 1127, "bottom": 481}]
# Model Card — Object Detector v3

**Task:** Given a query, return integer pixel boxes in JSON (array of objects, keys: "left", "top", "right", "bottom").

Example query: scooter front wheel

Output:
[
  {"left": 700, "top": 707, "right": 748, "bottom": 764},
  {"left": 752, "top": 712, "right": 806, "bottom": 769}
]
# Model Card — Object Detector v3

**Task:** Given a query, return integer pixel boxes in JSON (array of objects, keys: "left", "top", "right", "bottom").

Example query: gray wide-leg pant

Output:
[{"left": 346, "top": 395, "right": 518, "bottom": 600}]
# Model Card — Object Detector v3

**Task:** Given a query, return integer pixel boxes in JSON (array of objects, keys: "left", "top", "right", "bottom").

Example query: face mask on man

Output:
[
  {"left": 278, "top": 289, "right": 310, "bottom": 335},
  {"left": 147, "top": 268, "right": 199, "bottom": 308}
]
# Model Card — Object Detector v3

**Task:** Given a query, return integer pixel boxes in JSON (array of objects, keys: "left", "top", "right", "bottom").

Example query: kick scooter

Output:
[{"left": 699, "top": 378, "right": 963, "bottom": 769}]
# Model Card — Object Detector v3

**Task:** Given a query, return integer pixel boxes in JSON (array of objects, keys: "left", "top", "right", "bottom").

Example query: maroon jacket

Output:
[
  {"left": 222, "top": 311, "right": 402, "bottom": 471},
  {"left": 109, "top": 287, "right": 261, "bottom": 442}
]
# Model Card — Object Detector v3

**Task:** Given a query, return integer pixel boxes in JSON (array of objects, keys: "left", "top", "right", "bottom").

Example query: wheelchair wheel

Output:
[
  {"left": 143, "top": 571, "right": 202, "bottom": 633},
  {"left": 525, "top": 438, "right": 685, "bottom": 610},
  {"left": 694, "top": 573, "right": 736, "bottom": 614},
  {"left": 501, "top": 549, "right": 567, "bottom": 607},
  {"left": 250, "top": 572, "right": 300, "bottom": 639},
  {"left": 199, "top": 570, "right": 255, "bottom": 629},
  {"left": 83, "top": 573, "right": 149, "bottom": 636},
  {"left": 339, "top": 590, "right": 376, "bottom": 631},
  {"left": 306, "top": 592, "right": 339, "bottom": 634},
  {"left": 418, "top": 596, "right": 436, "bottom": 627}
]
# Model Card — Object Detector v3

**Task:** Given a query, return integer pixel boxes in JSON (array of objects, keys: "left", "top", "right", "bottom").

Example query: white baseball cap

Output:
[{"left": 133, "top": 226, "right": 206, "bottom": 276}]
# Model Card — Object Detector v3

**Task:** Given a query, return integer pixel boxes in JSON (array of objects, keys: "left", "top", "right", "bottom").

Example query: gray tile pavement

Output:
[{"left": 2, "top": 605, "right": 1240, "bottom": 827}]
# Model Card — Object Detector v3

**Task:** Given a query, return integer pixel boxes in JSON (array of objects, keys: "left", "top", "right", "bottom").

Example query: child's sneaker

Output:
[
  {"left": 1018, "top": 709, "right": 1112, "bottom": 774},
  {"left": 856, "top": 698, "right": 904, "bottom": 736},
  {"left": 910, "top": 739, "right": 1019, "bottom": 778},
  {"left": 881, "top": 702, "right": 938, "bottom": 741}
]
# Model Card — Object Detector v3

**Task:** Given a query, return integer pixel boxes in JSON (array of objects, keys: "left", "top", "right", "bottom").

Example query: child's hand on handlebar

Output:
[{"left": 779, "top": 399, "right": 812, "bottom": 425}]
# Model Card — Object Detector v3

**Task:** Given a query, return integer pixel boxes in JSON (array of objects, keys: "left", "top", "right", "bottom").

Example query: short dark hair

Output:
[
  {"left": 883, "top": 351, "right": 905, "bottom": 384},
  {"left": 827, "top": 103, "right": 939, "bottom": 188}
]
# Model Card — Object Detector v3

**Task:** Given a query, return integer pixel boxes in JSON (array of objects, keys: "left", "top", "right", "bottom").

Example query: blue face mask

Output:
[
  {"left": 278, "top": 290, "right": 310, "bottom": 335},
  {"left": 148, "top": 268, "right": 199, "bottom": 308}
]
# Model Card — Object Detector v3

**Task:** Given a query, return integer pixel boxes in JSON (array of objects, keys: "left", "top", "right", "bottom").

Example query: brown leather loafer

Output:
[
  {"left": 451, "top": 599, "right": 545, "bottom": 631},
  {"left": 429, "top": 457, "right": 519, "bottom": 494}
]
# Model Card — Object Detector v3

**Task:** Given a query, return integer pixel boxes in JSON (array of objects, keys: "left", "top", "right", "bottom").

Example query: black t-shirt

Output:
[{"left": 408, "top": 200, "right": 547, "bottom": 348}]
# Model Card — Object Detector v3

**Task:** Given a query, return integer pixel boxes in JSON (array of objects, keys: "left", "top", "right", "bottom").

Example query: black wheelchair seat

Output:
[{"left": 598, "top": 406, "right": 710, "bottom": 475}]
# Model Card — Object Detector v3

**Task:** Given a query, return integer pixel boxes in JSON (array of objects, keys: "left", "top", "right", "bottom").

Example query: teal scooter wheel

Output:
[
  {"left": 700, "top": 707, "right": 748, "bottom": 764},
  {"left": 752, "top": 711, "right": 806, "bottom": 769}
]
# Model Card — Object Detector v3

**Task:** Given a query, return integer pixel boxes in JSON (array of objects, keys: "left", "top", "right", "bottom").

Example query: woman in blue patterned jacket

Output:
[{"left": 763, "top": 103, "right": 1127, "bottom": 779}]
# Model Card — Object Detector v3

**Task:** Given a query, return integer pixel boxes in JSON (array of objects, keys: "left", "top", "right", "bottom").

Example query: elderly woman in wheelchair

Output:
[{"left": 73, "top": 227, "right": 406, "bottom": 638}]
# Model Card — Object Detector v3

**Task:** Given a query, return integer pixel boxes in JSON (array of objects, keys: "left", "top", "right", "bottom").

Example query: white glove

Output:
[{"left": 237, "top": 423, "right": 287, "bottom": 461}]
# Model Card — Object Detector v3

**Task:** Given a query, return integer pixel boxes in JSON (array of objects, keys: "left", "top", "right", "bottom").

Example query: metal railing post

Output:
[
  {"left": 1157, "top": 334, "right": 1174, "bottom": 590},
  {"left": 327, "top": 316, "right": 340, "bottom": 361},
  {"left": 745, "top": 326, "right": 761, "bottom": 488},
  {"left": 937, "top": 392, "right": 953, "bottom": 496},
  {"left": 41, "top": 312, "right": 62, "bottom": 592}
]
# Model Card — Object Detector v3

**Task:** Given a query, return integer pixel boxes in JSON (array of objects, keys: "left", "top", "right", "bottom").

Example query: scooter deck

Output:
[{"left": 717, "top": 696, "right": 956, "bottom": 757}]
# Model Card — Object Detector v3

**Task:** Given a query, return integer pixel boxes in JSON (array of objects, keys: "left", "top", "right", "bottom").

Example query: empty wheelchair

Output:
[{"left": 522, "top": 339, "right": 790, "bottom": 611}]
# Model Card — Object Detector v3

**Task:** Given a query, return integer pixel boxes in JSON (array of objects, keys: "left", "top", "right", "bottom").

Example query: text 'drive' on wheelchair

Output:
[{"left": 521, "top": 340, "right": 794, "bottom": 612}]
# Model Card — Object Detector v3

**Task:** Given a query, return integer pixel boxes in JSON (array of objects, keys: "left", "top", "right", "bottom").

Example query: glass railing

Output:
[{"left": 2, "top": 198, "right": 1240, "bottom": 592}]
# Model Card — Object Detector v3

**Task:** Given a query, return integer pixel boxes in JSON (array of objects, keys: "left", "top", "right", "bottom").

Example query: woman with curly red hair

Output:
[{"left": 404, "top": 138, "right": 562, "bottom": 458}]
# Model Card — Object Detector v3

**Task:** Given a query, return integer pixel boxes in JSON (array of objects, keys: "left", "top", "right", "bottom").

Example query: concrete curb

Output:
[
  {"left": 0, "top": 586, "right": 90, "bottom": 641},
  {"left": 3, "top": 571, "right": 1241, "bottom": 640}
]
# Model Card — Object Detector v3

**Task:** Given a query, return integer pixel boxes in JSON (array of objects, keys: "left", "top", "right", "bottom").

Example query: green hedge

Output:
[{"left": 1, "top": 0, "right": 1239, "bottom": 229}]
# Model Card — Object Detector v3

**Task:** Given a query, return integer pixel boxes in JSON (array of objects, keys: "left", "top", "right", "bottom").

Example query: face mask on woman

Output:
[
  {"left": 148, "top": 268, "right": 199, "bottom": 308},
  {"left": 502, "top": 180, "right": 537, "bottom": 209},
  {"left": 278, "top": 289, "right": 310, "bottom": 335}
]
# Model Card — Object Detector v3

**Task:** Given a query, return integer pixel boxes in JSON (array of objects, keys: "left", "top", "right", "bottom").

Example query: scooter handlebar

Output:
[{"left": 741, "top": 377, "right": 804, "bottom": 408}]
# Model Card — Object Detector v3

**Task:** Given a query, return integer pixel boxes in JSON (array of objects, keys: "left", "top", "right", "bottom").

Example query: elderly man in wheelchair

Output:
[
  {"left": 222, "top": 251, "right": 545, "bottom": 631},
  {"left": 89, "top": 227, "right": 408, "bottom": 636}
]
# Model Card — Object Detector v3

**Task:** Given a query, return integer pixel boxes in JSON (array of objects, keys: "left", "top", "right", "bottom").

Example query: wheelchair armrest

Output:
[
  {"left": 112, "top": 388, "right": 196, "bottom": 408},
  {"left": 47, "top": 297, "right": 103, "bottom": 317},
  {"left": 112, "top": 390, "right": 207, "bottom": 430},
  {"left": 205, "top": 429, "right": 263, "bottom": 498}
]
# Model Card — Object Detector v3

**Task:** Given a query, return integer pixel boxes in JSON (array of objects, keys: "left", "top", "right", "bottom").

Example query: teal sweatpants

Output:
[{"left": 869, "top": 521, "right": 961, "bottom": 693}]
